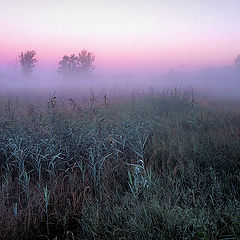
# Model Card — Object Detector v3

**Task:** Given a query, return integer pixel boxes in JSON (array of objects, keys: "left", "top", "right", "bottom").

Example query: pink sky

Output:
[{"left": 0, "top": 0, "right": 240, "bottom": 75}]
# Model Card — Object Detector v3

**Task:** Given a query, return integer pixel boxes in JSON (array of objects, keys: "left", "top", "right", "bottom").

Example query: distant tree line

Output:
[
  {"left": 12, "top": 50, "right": 240, "bottom": 77},
  {"left": 234, "top": 55, "right": 240, "bottom": 69},
  {"left": 18, "top": 49, "right": 95, "bottom": 77}
]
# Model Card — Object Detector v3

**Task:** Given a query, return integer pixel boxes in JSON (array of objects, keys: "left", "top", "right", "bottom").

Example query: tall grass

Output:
[{"left": 0, "top": 88, "right": 240, "bottom": 239}]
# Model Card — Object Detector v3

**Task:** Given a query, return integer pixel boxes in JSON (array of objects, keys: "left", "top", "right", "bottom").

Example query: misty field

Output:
[{"left": 0, "top": 89, "right": 240, "bottom": 240}]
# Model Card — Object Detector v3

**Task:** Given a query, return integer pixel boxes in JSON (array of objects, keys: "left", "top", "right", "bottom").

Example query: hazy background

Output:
[{"left": 0, "top": 0, "right": 240, "bottom": 100}]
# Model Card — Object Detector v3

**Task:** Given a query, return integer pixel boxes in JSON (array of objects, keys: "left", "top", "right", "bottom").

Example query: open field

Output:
[{"left": 0, "top": 88, "right": 240, "bottom": 239}]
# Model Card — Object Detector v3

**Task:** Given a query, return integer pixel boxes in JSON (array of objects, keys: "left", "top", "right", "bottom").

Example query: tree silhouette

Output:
[
  {"left": 58, "top": 49, "right": 95, "bottom": 77},
  {"left": 19, "top": 50, "right": 38, "bottom": 76},
  {"left": 78, "top": 49, "right": 95, "bottom": 73},
  {"left": 58, "top": 54, "right": 79, "bottom": 76},
  {"left": 234, "top": 55, "right": 240, "bottom": 69}
]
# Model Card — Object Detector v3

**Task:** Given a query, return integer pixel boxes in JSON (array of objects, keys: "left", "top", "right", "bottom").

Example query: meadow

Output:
[{"left": 0, "top": 88, "right": 240, "bottom": 240}]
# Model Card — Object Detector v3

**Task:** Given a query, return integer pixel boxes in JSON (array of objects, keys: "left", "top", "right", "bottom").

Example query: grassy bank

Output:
[{"left": 0, "top": 89, "right": 240, "bottom": 239}]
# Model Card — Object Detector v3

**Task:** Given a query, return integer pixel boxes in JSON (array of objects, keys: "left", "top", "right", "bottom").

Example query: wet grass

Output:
[{"left": 0, "top": 89, "right": 240, "bottom": 239}]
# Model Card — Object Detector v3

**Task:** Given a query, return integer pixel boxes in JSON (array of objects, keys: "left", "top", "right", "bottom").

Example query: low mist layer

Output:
[{"left": 0, "top": 66, "right": 240, "bottom": 104}]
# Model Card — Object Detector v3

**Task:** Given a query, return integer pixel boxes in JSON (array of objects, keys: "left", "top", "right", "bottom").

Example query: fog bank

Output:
[{"left": 0, "top": 67, "right": 240, "bottom": 103}]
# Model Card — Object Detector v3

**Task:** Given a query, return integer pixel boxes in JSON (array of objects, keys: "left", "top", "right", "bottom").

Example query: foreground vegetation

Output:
[{"left": 0, "top": 89, "right": 240, "bottom": 240}]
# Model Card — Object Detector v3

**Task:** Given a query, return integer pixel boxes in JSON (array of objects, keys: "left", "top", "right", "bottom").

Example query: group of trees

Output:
[
  {"left": 58, "top": 50, "right": 95, "bottom": 77},
  {"left": 18, "top": 49, "right": 95, "bottom": 77}
]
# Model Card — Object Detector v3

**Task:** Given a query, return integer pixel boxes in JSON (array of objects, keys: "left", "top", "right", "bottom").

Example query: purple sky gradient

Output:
[{"left": 0, "top": 0, "right": 240, "bottom": 75}]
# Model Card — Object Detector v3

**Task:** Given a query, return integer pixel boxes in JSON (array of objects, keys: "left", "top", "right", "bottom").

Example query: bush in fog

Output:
[
  {"left": 234, "top": 55, "right": 240, "bottom": 69},
  {"left": 19, "top": 50, "right": 38, "bottom": 76},
  {"left": 58, "top": 49, "right": 95, "bottom": 77}
]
